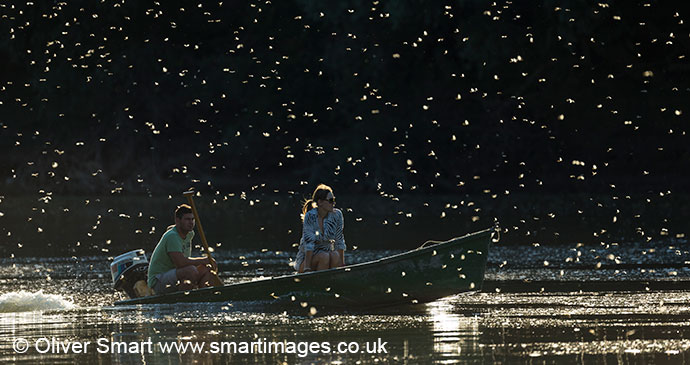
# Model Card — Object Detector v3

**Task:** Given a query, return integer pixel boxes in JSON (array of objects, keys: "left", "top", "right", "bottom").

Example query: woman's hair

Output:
[{"left": 301, "top": 184, "right": 333, "bottom": 217}]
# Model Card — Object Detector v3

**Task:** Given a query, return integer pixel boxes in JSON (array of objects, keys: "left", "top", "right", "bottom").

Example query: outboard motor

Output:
[{"left": 110, "top": 250, "right": 152, "bottom": 298}]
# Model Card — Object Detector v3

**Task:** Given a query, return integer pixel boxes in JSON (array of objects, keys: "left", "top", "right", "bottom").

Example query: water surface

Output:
[{"left": 1, "top": 244, "right": 689, "bottom": 363}]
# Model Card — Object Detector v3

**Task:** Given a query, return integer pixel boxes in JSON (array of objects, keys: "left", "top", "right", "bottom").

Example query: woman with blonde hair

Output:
[{"left": 293, "top": 184, "right": 346, "bottom": 272}]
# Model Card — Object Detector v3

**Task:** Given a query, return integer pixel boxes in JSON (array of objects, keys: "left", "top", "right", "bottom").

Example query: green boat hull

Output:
[{"left": 115, "top": 229, "right": 492, "bottom": 308}]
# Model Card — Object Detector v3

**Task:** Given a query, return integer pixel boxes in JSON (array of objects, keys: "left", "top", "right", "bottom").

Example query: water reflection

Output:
[
  {"left": 2, "top": 249, "right": 690, "bottom": 363},
  {"left": 427, "top": 297, "right": 480, "bottom": 362},
  {"left": 0, "top": 310, "right": 75, "bottom": 362}
]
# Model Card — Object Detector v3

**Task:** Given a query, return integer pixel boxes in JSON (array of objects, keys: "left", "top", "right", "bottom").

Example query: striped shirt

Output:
[{"left": 294, "top": 208, "right": 346, "bottom": 269}]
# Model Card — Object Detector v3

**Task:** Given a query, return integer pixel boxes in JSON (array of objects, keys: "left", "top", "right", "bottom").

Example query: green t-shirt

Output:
[{"left": 147, "top": 226, "right": 194, "bottom": 288}]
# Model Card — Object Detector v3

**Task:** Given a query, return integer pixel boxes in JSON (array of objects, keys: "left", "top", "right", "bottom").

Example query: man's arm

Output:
[{"left": 168, "top": 251, "right": 210, "bottom": 268}]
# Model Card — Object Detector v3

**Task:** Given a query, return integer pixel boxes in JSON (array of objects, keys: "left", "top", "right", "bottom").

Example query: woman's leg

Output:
[
  {"left": 329, "top": 251, "right": 342, "bottom": 268},
  {"left": 298, "top": 250, "right": 314, "bottom": 273},
  {"left": 311, "top": 252, "right": 330, "bottom": 271},
  {"left": 297, "top": 259, "right": 312, "bottom": 273}
]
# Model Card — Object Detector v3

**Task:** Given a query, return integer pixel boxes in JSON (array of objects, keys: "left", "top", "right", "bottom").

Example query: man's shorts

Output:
[{"left": 152, "top": 268, "right": 178, "bottom": 294}]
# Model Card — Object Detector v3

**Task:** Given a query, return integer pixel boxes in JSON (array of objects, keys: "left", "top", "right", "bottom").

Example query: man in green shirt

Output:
[{"left": 147, "top": 204, "right": 217, "bottom": 294}]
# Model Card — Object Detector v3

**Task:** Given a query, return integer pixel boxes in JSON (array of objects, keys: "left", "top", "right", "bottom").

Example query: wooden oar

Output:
[{"left": 183, "top": 190, "right": 223, "bottom": 287}]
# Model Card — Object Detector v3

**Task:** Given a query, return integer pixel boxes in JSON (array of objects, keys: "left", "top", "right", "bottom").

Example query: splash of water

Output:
[{"left": 0, "top": 290, "right": 76, "bottom": 313}]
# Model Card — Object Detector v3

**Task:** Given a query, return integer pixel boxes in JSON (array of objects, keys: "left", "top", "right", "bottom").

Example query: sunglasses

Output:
[{"left": 322, "top": 197, "right": 336, "bottom": 204}]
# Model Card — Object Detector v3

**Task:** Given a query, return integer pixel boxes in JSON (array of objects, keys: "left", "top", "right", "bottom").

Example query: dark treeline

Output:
[{"left": 0, "top": 1, "right": 688, "bottom": 255}]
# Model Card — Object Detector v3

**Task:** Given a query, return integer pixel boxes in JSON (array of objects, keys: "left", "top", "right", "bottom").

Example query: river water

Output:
[{"left": 1, "top": 243, "right": 689, "bottom": 363}]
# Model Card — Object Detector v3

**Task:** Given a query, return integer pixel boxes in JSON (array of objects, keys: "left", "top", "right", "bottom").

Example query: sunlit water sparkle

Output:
[{"left": 1, "top": 245, "right": 689, "bottom": 363}]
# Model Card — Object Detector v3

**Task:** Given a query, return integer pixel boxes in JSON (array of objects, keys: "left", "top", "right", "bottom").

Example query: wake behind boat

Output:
[{"left": 113, "top": 228, "right": 493, "bottom": 308}]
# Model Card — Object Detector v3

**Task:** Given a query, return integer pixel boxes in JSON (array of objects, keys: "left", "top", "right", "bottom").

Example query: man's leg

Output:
[
  {"left": 153, "top": 268, "right": 181, "bottom": 294},
  {"left": 195, "top": 264, "right": 215, "bottom": 288},
  {"left": 176, "top": 265, "right": 200, "bottom": 290}
]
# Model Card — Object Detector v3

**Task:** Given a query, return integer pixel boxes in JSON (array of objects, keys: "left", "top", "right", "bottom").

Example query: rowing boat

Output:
[{"left": 114, "top": 228, "right": 493, "bottom": 308}]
